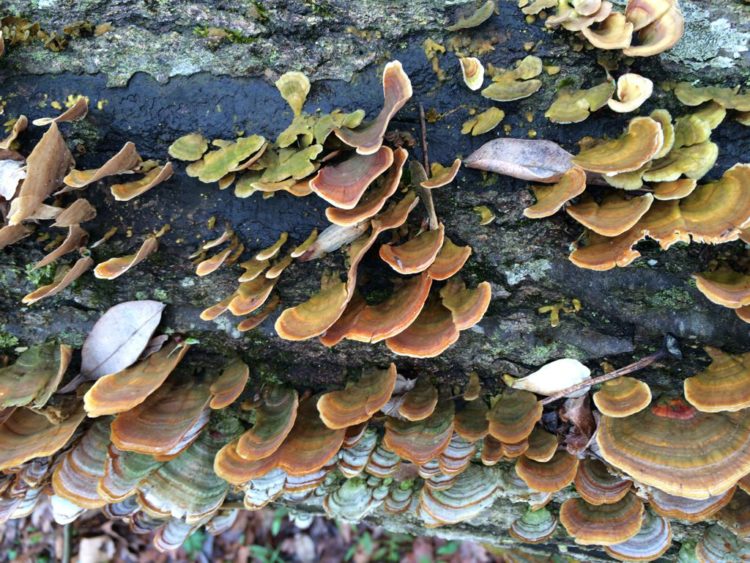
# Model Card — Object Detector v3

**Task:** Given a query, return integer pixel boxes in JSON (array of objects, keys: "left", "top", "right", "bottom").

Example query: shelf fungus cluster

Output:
[
  {"left": 0, "top": 99, "right": 173, "bottom": 304},
  {"left": 175, "top": 63, "right": 491, "bottom": 356},
  {"left": 2, "top": 312, "right": 750, "bottom": 559},
  {"left": 524, "top": 0, "right": 685, "bottom": 57},
  {"left": 466, "top": 102, "right": 750, "bottom": 321}
]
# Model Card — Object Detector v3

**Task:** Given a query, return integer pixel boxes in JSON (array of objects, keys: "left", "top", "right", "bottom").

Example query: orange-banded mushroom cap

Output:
[
  {"left": 97, "top": 445, "right": 163, "bottom": 504},
  {"left": 596, "top": 397, "right": 750, "bottom": 499},
  {"left": 568, "top": 226, "right": 646, "bottom": 271},
  {"left": 567, "top": 193, "right": 654, "bottom": 237},
  {"left": 384, "top": 399, "right": 454, "bottom": 465},
  {"left": 236, "top": 385, "right": 298, "bottom": 461},
  {"left": 648, "top": 486, "right": 735, "bottom": 522},
  {"left": 694, "top": 268, "right": 750, "bottom": 309},
  {"left": 509, "top": 507, "right": 558, "bottom": 544},
  {"left": 380, "top": 224, "right": 445, "bottom": 275},
  {"left": 572, "top": 116, "right": 664, "bottom": 175},
  {"left": 684, "top": 348, "right": 750, "bottom": 413},
  {"left": 342, "top": 273, "right": 433, "bottom": 343},
  {"left": 481, "top": 435, "right": 504, "bottom": 466},
  {"left": 335, "top": 61, "right": 413, "bottom": 155},
  {"left": 524, "top": 166, "right": 587, "bottom": 219},
  {"left": 385, "top": 300, "right": 460, "bottom": 358},
  {"left": 593, "top": 377, "right": 652, "bottom": 418},
  {"left": 0, "top": 406, "right": 86, "bottom": 470},
  {"left": 110, "top": 381, "right": 211, "bottom": 460},
  {"left": 209, "top": 359, "right": 249, "bottom": 409},
  {"left": 574, "top": 457, "right": 632, "bottom": 505},
  {"left": 398, "top": 377, "right": 439, "bottom": 421},
  {"left": 525, "top": 427, "right": 558, "bottom": 463},
  {"left": 310, "top": 146, "right": 394, "bottom": 209},
  {"left": 454, "top": 399, "right": 489, "bottom": 442},
  {"left": 604, "top": 510, "right": 673, "bottom": 562},
  {"left": 515, "top": 450, "right": 579, "bottom": 492},
  {"left": 440, "top": 278, "right": 492, "bottom": 331},
  {"left": 84, "top": 340, "right": 189, "bottom": 417},
  {"left": 317, "top": 364, "right": 398, "bottom": 429},
  {"left": 274, "top": 396, "right": 346, "bottom": 476},
  {"left": 421, "top": 159, "right": 462, "bottom": 189},
  {"left": 428, "top": 237, "right": 472, "bottom": 281},
  {"left": 560, "top": 493, "right": 644, "bottom": 545},
  {"left": 52, "top": 420, "right": 110, "bottom": 509},
  {"left": 214, "top": 439, "right": 281, "bottom": 485},
  {"left": 275, "top": 275, "right": 348, "bottom": 341},
  {"left": 487, "top": 390, "right": 542, "bottom": 444},
  {"left": 438, "top": 433, "right": 476, "bottom": 476}
]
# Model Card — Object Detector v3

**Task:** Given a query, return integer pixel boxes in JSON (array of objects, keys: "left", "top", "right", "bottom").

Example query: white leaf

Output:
[
  {"left": 81, "top": 300, "right": 166, "bottom": 380},
  {"left": 0, "top": 159, "right": 26, "bottom": 200},
  {"left": 505, "top": 358, "right": 590, "bottom": 397}
]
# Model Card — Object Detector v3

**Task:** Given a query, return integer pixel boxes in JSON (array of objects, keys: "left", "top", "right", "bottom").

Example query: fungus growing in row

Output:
[
  {"left": 545, "top": 81, "right": 615, "bottom": 124},
  {"left": 446, "top": 0, "right": 495, "bottom": 31},
  {"left": 418, "top": 465, "right": 499, "bottom": 526},
  {"left": 380, "top": 223, "right": 445, "bottom": 275},
  {"left": 607, "top": 73, "right": 653, "bottom": 113},
  {"left": 338, "top": 428, "right": 378, "bottom": 478},
  {"left": 515, "top": 450, "right": 579, "bottom": 493},
  {"left": 574, "top": 458, "right": 632, "bottom": 505},
  {"left": 509, "top": 507, "right": 558, "bottom": 544},
  {"left": 683, "top": 348, "right": 750, "bottom": 413},
  {"left": 236, "top": 385, "right": 298, "bottom": 461},
  {"left": 487, "top": 390, "right": 542, "bottom": 444},
  {"left": 83, "top": 339, "right": 190, "bottom": 417},
  {"left": 604, "top": 510, "right": 673, "bottom": 562},
  {"left": 187, "top": 135, "right": 267, "bottom": 184},
  {"left": 111, "top": 162, "right": 174, "bottom": 201},
  {"left": 395, "top": 378, "right": 439, "bottom": 422},
  {"left": 481, "top": 56, "right": 543, "bottom": 102},
  {"left": 717, "top": 489, "right": 750, "bottom": 539},
  {"left": 622, "top": 1, "right": 684, "bottom": 57},
  {"left": 94, "top": 234, "right": 159, "bottom": 280},
  {"left": 364, "top": 444, "right": 401, "bottom": 479},
  {"left": 335, "top": 61, "right": 413, "bottom": 155},
  {"left": 385, "top": 300, "right": 460, "bottom": 358},
  {"left": 673, "top": 83, "right": 750, "bottom": 111},
  {"left": 32, "top": 96, "right": 88, "bottom": 127},
  {"left": 524, "top": 427, "right": 558, "bottom": 463},
  {"left": 459, "top": 57, "right": 484, "bottom": 91},
  {"left": 208, "top": 359, "right": 249, "bottom": 409},
  {"left": 480, "top": 435, "right": 504, "bottom": 466},
  {"left": 110, "top": 381, "right": 211, "bottom": 460},
  {"left": 440, "top": 278, "right": 492, "bottom": 331},
  {"left": 0, "top": 342, "right": 71, "bottom": 409},
  {"left": 523, "top": 166, "right": 587, "bottom": 219},
  {"left": 567, "top": 194, "right": 654, "bottom": 237},
  {"left": 0, "top": 406, "right": 86, "bottom": 470},
  {"left": 438, "top": 434, "right": 476, "bottom": 476},
  {"left": 421, "top": 159, "right": 462, "bottom": 190},
  {"left": 572, "top": 116, "right": 664, "bottom": 175},
  {"left": 384, "top": 481, "right": 417, "bottom": 514},
  {"left": 593, "top": 376, "right": 652, "bottom": 417},
  {"left": 560, "top": 493, "right": 644, "bottom": 545},
  {"left": 581, "top": 13, "right": 634, "bottom": 50},
  {"left": 98, "top": 447, "right": 163, "bottom": 504},
  {"left": 317, "top": 364, "right": 397, "bottom": 429},
  {"left": 597, "top": 397, "right": 750, "bottom": 499},
  {"left": 461, "top": 107, "right": 505, "bottom": 136},
  {"left": 33, "top": 225, "right": 88, "bottom": 268},
  {"left": 647, "top": 486, "right": 735, "bottom": 522},
  {"left": 51, "top": 198, "right": 97, "bottom": 227},
  {"left": 695, "top": 524, "right": 750, "bottom": 562},
  {"left": 384, "top": 400, "right": 454, "bottom": 465},
  {"left": 51, "top": 420, "right": 110, "bottom": 509},
  {"left": 168, "top": 133, "right": 209, "bottom": 162}
]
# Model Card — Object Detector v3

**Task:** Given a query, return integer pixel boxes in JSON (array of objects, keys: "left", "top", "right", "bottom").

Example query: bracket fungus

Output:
[
  {"left": 335, "top": 61, "right": 412, "bottom": 155},
  {"left": 604, "top": 510, "right": 673, "bottom": 561},
  {"left": 446, "top": 0, "right": 495, "bottom": 31},
  {"left": 384, "top": 400, "right": 454, "bottom": 465},
  {"left": 523, "top": 166, "right": 588, "bottom": 219},
  {"left": 461, "top": 107, "right": 505, "bottom": 136},
  {"left": 574, "top": 458, "right": 632, "bottom": 505},
  {"left": 560, "top": 493, "right": 644, "bottom": 545},
  {"left": 0, "top": 342, "right": 71, "bottom": 409},
  {"left": 597, "top": 397, "right": 750, "bottom": 499},
  {"left": 481, "top": 56, "right": 543, "bottom": 102},
  {"left": 694, "top": 268, "right": 750, "bottom": 310},
  {"left": 607, "top": 73, "right": 653, "bottom": 113},
  {"left": 593, "top": 376, "right": 652, "bottom": 417},
  {"left": 459, "top": 57, "right": 484, "bottom": 91},
  {"left": 515, "top": 450, "right": 579, "bottom": 493},
  {"left": 509, "top": 507, "right": 558, "bottom": 544},
  {"left": 648, "top": 487, "right": 735, "bottom": 523},
  {"left": 380, "top": 223, "right": 445, "bottom": 275},
  {"left": 684, "top": 348, "right": 750, "bottom": 413},
  {"left": 236, "top": 385, "right": 298, "bottom": 461},
  {"left": 317, "top": 364, "right": 397, "bottom": 429},
  {"left": 418, "top": 465, "right": 499, "bottom": 526},
  {"left": 487, "top": 390, "right": 542, "bottom": 444}
]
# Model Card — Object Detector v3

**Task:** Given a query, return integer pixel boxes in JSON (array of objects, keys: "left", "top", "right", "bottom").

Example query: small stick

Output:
[
  {"left": 418, "top": 103, "right": 439, "bottom": 230},
  {"left": 540, "top": 335, "right": 682, "bottom": 406},
  {"left": 62, "top": 524, "right": 72, "bottom": 563}
]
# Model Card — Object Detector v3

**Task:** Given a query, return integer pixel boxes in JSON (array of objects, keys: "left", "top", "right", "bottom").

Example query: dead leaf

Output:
[
  {"left": 76, "top": 535, "right": 115, "bottom": 563},
  {"left": 80, "top": 300, "right": 166, "bottom": 381},
  {"left": 504, "top": 358, "right": 590, "bottom": 397},
  {"left": 559, "top": 394, "right": 596, "bottom": 456},
  {"left": 139, "top": 334, "right": 169, "bottom": 360},
  {"left": 464, "top": 138, "right": 574, "bottom": 183},
  {"left": 0, "top": 159, "right": 26, "bottom": 200}
]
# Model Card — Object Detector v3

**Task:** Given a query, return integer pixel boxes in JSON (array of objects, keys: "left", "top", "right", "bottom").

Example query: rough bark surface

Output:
[{"left": 0, "top": 0, "right": 749, "bottom": 560}]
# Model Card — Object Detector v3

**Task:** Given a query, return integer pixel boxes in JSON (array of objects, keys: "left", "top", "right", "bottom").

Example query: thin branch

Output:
[
  {"left": 540, "top": 349, "right": 669, "bottom": 406},
  {"left": 62, "top": 524, "right": 72, "bottom": 563},
  {"left": 418, "top": 103, "right": 439, "bottom": 230}
]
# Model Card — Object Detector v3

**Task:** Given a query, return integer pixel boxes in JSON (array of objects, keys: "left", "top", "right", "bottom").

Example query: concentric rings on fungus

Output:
[
  {"left": 487, "top": 390, "right": 542, "bottom": 444},
  {"left": 559, "top": 493, "right": 644, "bottom": 546},
  {"left": 684, "top": 347, "right": 750, "bottom": 413},
  {"left": 647, "top": 486, "right": 735, "bottom": 522},
  {"left": 574, "top": 457, "right": 632, "bottom": 505},
  {"left": 604, "top": 510, "right": 673, "bottom": 562},
  {"left": 596, "top": 397, "right": 750, "bottom": 499},
  {"left": 593, "top": 376, "right": 652, "bottom": 417},
  {"left": 515, "top": 450, "right": 579, "bottom": 493}
]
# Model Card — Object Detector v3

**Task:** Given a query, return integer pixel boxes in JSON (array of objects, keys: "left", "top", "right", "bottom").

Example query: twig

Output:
[
  {"left": 418, "top": 103, "right": 439, "bottom": 230},
  {"left": 540, "top": 335, "right": 682, "bottom": 405},
  {"left": 62, "top": 524, "right": 72, "bottom": 563}
]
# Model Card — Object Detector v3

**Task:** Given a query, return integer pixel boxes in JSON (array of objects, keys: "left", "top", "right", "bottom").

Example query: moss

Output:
[
  {"left": 0, "top": 327, "right": 20, "bottom": 351},
  {"left": 193, "top": 26, "right": 257, "bottom": 45},
  {"left": 24, "top": 263, "right": 56, "bottom": 287},
  {"left": 646, "top": 287, "right": 694, "bottom": 310},
  {"left": 153, "top": 288, "right": 169, "bottom": 301},
  {"left": 58, "top": 330, "right": 85, "bottom": 348}
]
